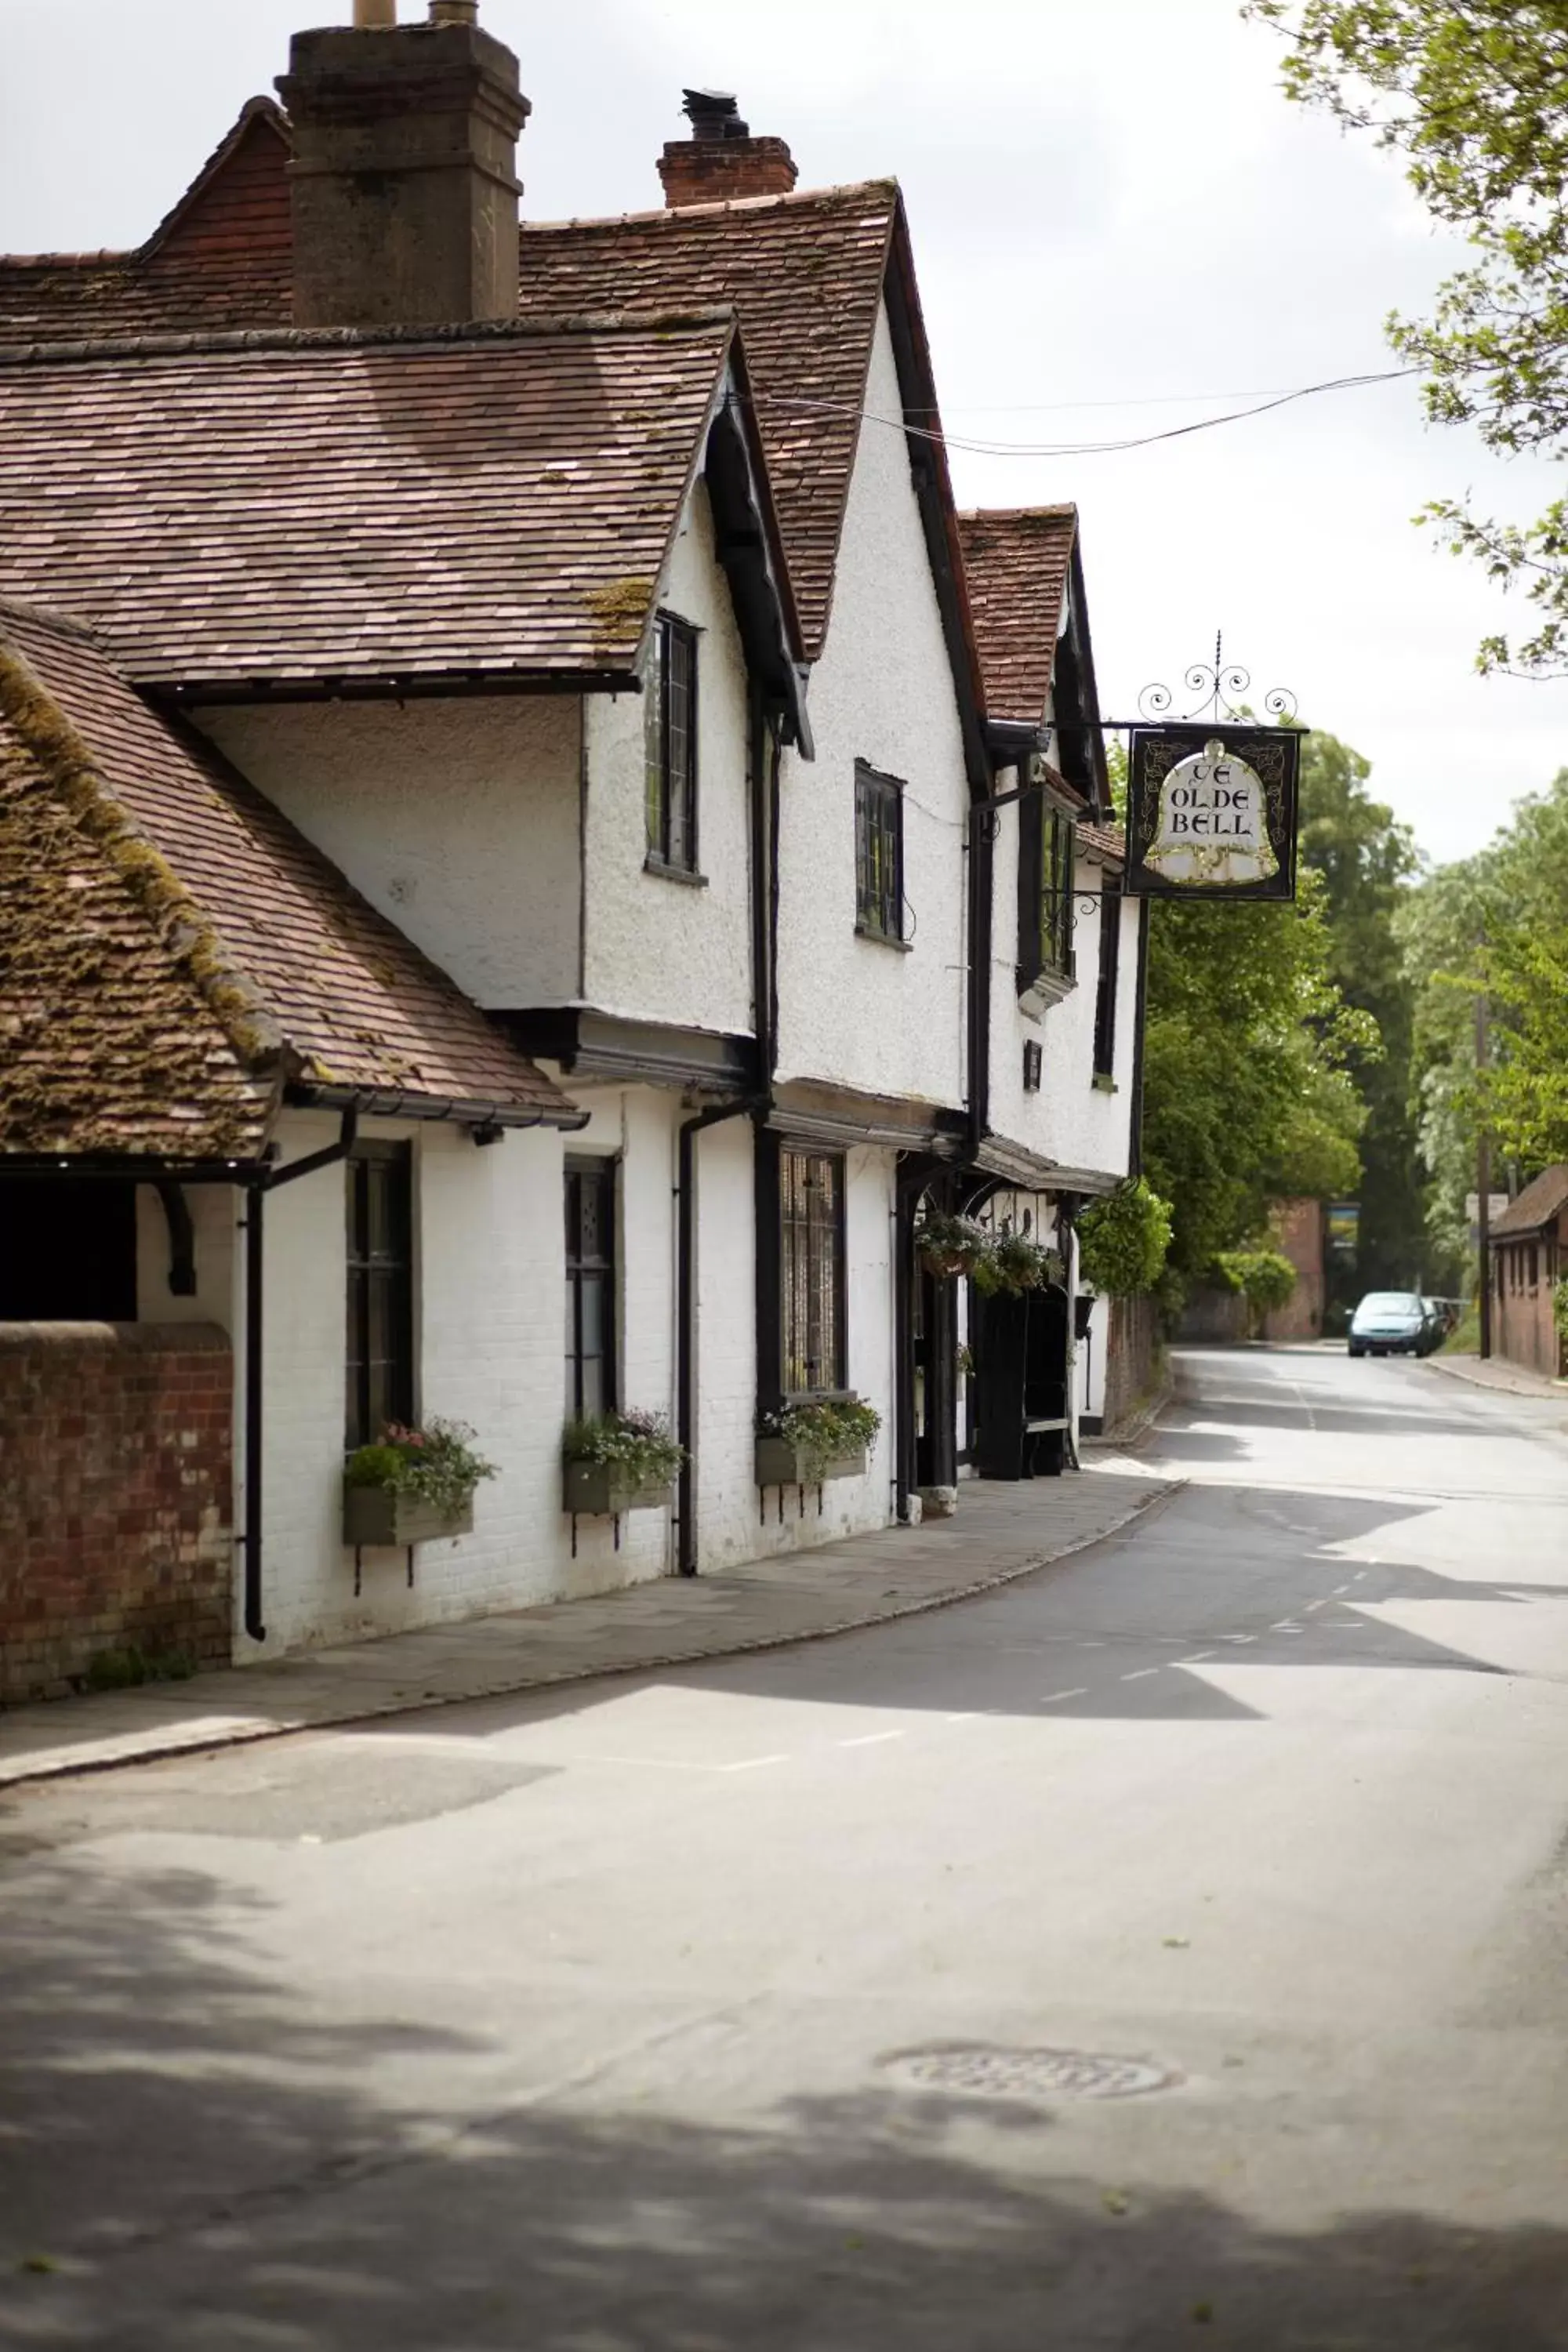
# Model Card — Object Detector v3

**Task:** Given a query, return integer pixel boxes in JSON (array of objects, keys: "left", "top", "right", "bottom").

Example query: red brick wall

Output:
[
  {"left": 0, "top": 1323, "right": 233, "bottom": 1704},
  {"left": 1263, "top": 1197, "right": 1326, "bottom": 1341},
  {"left": 1102, "top": 1294, "right": 1161, "bottom": 1435}
]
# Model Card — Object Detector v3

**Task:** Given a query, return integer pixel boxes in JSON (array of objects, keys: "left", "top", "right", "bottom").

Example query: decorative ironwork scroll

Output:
[{"left": 1124, "top": 638, "right": 1301, "bottom": 902}]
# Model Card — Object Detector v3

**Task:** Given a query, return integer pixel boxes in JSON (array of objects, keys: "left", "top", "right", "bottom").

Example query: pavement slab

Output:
[{"left": 0, "top": 1457, "right": 1174, "bottom": 1790}]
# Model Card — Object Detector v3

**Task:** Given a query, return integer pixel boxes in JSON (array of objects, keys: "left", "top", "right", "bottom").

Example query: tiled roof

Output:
[
  {"left": 0, "top": 103, "right": 293, "bottom": 348},
  {"left": 519, "top": 186, "right": 898, "bottom": 653},
  {"left": 1078, "top": 820, "right": 1126, "bottom": 868},
  {"left": 0, "top": 106, "right": 898, "bottom": 660},
  {"left": 0, "top": 316, "right": 739, "bottom": 689},
  {"left": 0, "top": 601, "right": 575, "bottom": 1157},
  {"left": 1492, "top": 1165, "right": 1568, "bottom": 1238},
  {"left": 956, "top": 506, "right": 1077, "bottom": 726}
]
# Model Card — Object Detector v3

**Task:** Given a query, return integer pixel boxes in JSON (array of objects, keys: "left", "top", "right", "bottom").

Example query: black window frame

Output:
[
  {"left": 779, "top": 1146, "right": 847, "bottom": 1399},
  {"left": 644, "top": 611, "right": 700, "bottom": 876},
  {"left": 1018, "top": 788, "right": 1077, "bottom": 995},
  {"left": 854, "top": 760, "right": 906, "bottom": 944},
  {"left": 345, "top": 1142, "right": 414, "bottom": 1453},
  {"left": 1092, "top": 874, "right": 1122, "bottom": 1079},
  {"left": 564, "top": 1156, "right": 618, "bottom": 1421}
]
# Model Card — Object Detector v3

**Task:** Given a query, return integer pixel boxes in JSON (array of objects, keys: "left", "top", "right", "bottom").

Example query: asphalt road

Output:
[{"left": 5, "top": 1345, "right": 1568, "bottom": 2350}]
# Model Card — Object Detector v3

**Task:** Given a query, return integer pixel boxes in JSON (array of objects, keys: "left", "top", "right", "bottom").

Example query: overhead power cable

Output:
[{"left": 741, "top": 365, "right": 1420, "bottom": 460}]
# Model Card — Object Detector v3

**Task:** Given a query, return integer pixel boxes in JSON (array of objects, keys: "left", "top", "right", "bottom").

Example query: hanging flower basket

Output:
[
  {"left": 972, "top": 1233, "right": 1063, "bottom": 1295},
  {"left": 915, "top": 1212, "right": 992, "bottom": 1282}
]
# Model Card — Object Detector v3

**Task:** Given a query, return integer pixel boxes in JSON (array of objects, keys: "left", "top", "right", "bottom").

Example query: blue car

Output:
[{"left": 1348, "top": 1291, "right": 1439, "bottom": 1359}]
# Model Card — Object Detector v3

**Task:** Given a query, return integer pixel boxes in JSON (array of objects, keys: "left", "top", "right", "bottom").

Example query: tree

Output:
[
  {"left": 1296, "top": 729, "right": 1425, "bottom": 1289},
  {"left": 1141, "top": 868, "right": 1374, "bottom": 1303},
  {"left": 1399, "top": 767, "right": 1568, "bottom": 1269},
  {"left": 1247, "top": 1, "right": 1568, "bottom": 674}
]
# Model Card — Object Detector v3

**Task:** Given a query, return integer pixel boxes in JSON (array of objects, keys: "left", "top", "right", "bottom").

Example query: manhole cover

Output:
[{"left": 881, "top": 2043, "right": 1176, "bottom": 2102}]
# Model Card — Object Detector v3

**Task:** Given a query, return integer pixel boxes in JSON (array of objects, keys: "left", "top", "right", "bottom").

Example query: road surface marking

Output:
[
  {"left": 720, "top": 1754, "right": 791, "bottom": 1773},
  {"left": 1041, "top": 1688, "right": 1089, "bottom": 1704},
  {"left": 1304, "top": 1599, "right": 1327, "bottom": 1613},
  {"left": 1121, "top": 1668, "right": 1160, "bottom": 1682},
  {"left": 944, "top": 1713, "right": 975, "bottom": 1724},
  {"left": 839, "top": 1730, "right": 906, "bottom": 1749}
]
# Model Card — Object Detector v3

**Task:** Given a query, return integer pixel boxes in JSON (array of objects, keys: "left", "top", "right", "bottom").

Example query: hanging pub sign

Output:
[
  {"left": 1123, "top": 722, "right": 1301, "bottom": 902},
  {"left": 1117, "top": 648, "right": 1303, "bottom": 903}
]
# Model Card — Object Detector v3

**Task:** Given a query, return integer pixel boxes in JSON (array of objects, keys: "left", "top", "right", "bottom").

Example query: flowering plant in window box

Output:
[
  {"left": 915, "top": 1212, "right": 992, "bottom": 1282},
  {"left": 343, "top": 1417, "right": 495, "bottom": 1547},
  {"left": 755, "top": 1394, "right": 882, "bottom": 1486},
  {"left": 562, "top": 1408, "right": 684, "bottom": 1516}
]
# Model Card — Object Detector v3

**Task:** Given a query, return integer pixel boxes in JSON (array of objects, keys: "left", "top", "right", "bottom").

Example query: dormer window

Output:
[{"left": 644, "top": 612, "right": 699, "bottom": 875}]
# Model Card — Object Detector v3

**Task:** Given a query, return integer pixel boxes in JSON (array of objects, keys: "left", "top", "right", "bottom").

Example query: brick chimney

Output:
[
  {"left": 278, "top": 2, "right": 530, "bottom": 328},
  {"left": 657, "top": 89, "right": 798, "bottom": 208}
]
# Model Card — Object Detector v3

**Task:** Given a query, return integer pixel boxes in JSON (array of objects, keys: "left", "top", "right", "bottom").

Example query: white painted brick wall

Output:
[
  {"left": 585, "top": 474, "right": 754, "bottom": 1040},
  {"left": 775, "top": 303, "right": 969, "bottom": 1109}
]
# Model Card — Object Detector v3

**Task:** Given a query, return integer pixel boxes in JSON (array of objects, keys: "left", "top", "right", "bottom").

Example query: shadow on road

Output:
[{"left": 1, "top": 1852, "right": 1565, "bottom": 2349}]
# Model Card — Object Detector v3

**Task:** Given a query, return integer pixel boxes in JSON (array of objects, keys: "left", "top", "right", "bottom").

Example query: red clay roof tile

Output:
[
  {"left": 0, "top": 602, "right": 575, "bottom": 1156},
  {"left": 0, "top": 316, "right": 737, "bottom": 688},
  {"left": 0, "top": 105, "right": 898, "bottom": 661},
  {"left": 956, "top": 506, "right": 1077, "bottom": 728}
]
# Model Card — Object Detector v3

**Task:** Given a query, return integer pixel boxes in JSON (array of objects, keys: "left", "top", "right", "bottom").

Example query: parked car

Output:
[
  {"left": 1422, "top": 1296, "right": 1461, "bottom": 1338},
  {"left": 1348, "top": 1292, "right": 1442, "bottom": 1359}
]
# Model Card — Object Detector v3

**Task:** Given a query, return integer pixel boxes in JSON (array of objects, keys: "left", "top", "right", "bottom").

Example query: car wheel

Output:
[{"left": 1348, "top": 1344, "right": 1365, "bottom": 1358}]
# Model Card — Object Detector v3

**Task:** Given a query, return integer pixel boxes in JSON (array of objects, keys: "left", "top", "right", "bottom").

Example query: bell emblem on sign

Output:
[{"left": 1144, "top": 736, "right": 1279, "bottom": 887}]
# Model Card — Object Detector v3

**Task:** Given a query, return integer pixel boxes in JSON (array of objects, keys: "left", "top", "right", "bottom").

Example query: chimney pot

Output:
[
  {"left": 658, "top": 93, "right": 797, "bottom": 208},
  {"left": 429, "top": 0, "right": 478, "bottom": 20},
  {"left": 353, "top": 0, "right": 397, "bottom": 24}
]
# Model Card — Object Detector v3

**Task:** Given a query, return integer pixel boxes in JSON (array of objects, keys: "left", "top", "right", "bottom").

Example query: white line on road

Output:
[
  {"left": 838, "top": 1730, "right": 906, "bottom": 1749},
  {"left": 1121, "top": 1668, "right": 1160, "bottom": 1682},
  {"left": 720, "top": 1754, "right": 792, "bottom": 1773},
  {"left": 1041, "top": 1688, "right": 1089, "bottom": 1704},
  {"left": 1181, "top": 1652, "right": 1218, "bottom": 1664}
]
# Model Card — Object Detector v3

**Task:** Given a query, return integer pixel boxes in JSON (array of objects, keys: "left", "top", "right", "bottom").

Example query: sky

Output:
[{"left": 2, "top": 0, "right": 1563, "bottom": 866}]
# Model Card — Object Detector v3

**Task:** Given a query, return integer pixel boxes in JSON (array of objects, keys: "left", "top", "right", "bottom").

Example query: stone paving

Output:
[
  {"left": 0, "top": 1456, "right": 1178, "bottom": 1789},
  {"left": 1423, "top": 1349, "right": 1568, "bottom": 1401}
]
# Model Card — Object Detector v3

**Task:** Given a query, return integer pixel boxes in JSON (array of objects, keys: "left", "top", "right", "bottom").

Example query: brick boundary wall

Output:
[
  {"left": 0, "top": 1323, "right": 233, "bottom": 1704},
  {"left": 1102, "top": 1294, "right": 1160, "bottom": 1436}
]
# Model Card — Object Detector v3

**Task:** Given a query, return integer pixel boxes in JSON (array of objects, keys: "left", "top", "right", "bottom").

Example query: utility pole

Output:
[{"left": 1475, "top": 989, "right": 1492, "bottom": 1361}]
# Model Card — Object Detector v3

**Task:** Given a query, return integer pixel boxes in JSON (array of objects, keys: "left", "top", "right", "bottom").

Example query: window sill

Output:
[
  {"left": 1017, "top": 967, "right": 1076, "bottom": 1017},
  {"left": 1091, "top": 1072, "right": 1118, "bottom": 1094},
  {"left": 644, "top": 855, "right": 708, "bottom": 889},
  {"left": 855, "top": 923, "right": 913, "bottom": 954}
]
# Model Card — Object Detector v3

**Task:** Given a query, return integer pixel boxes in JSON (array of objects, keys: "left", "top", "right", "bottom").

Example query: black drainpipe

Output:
[{"left": 238, "top": 1103, "right": 361, "bottom": 1644}]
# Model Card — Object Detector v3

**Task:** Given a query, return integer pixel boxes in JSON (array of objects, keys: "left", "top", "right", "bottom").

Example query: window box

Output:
[
  {"left": 343, "top": 1486, "right": 474, "bottom": 1548},
  {"left": 754, "top": 1436, "right": 869, "bottom": 1488},
  {"left": 562, "top": 1461, "right": 675, "bottom": 1517}
]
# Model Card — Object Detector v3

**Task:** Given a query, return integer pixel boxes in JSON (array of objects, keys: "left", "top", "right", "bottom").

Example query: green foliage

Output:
[
  {"left": 915, "top": 1213, "right": 991, "bottom": 1279},
  {"left": 1076, "top": 1178, "right": 1174, "bottom": 1297},
  {"left": 977, "top": 1232, "right": 1062, "bottom": 1294},
  {"left": 760, "top": 1395, "right": 882, "bottom": 1476},
  {"left": 1297, "top": 730, "right": 1428, "bottom": 1290},
  {"left": 346, "top": 1417, "right": 498, "bottom": 1515},
  {"left": 1399, "top": 768, "right": 1568, "bottom": 1264},
  {"left": 561, "top": 1409, "right": 684, "bottom": 1488},
  {"left": 1141, "top": 862, "right": 1372, "bottom": 1301},
  {"left": 1215, "top": 1247, "right": 1300, "bottom": 1315},
  {"left": 1247, "top": 0, "right": 1568, "bottom": 675},
  {"left": 919, "top": 1214, "right": 1062, "bottom": 1294},
  {"left": 1552, "top": 1276, "right": 1568, "bottom": 1344}
]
